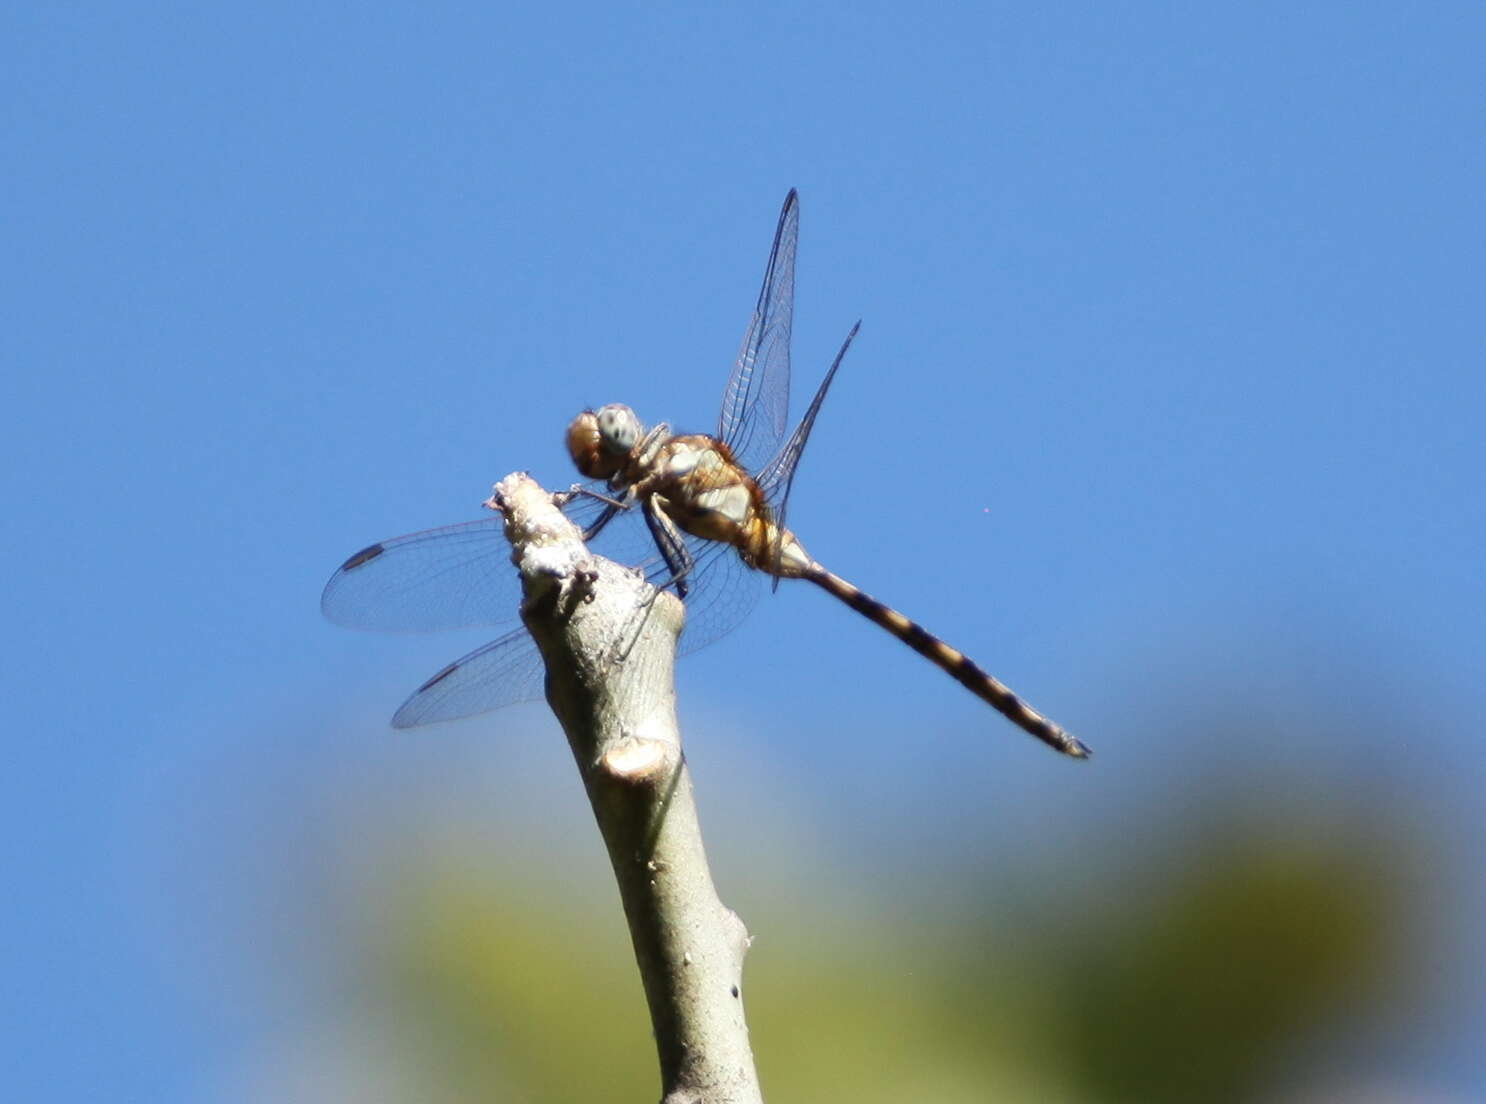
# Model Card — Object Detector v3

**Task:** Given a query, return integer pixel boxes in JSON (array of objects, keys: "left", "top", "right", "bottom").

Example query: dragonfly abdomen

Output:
[
  {"left": 735, "top": 516, "right": 813, "bottom": 579},
  {"left": 807, "top": 568, "right": 1091, "bottom": 758}
]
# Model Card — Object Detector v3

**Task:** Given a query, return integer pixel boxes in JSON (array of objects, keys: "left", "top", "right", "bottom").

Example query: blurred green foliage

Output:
[
  {"left": 1053, "top": 809, "right": 1410, "bottom": 1103},
  {"left": 360, "top": 783, "right": 1416, "bottom": 1102}
]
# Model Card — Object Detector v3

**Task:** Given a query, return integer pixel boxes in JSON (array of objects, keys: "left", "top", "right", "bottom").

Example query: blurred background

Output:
[{"left": 5, "top": 4, "right": 1484, "bottom": 1101}]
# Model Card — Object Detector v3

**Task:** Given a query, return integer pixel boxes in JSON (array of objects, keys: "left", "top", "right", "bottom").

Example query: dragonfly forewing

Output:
[
  {"left": 322, "top": 517, "right": 514, "bottom": 632},
  {"left": 718, "top": 189, "right": 798, "bottom": 477},
  {"left": 321, "top": 489, "right": 633, "bottom": 633}
]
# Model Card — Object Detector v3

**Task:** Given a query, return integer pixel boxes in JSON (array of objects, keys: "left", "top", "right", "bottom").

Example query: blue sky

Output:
[{"left": 5, "top": 4, "right": 1484, "bottom": 1100}]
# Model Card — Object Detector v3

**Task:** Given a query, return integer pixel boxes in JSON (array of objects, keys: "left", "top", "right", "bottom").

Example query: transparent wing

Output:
[
  {"left": 717, "top": 189, "right": 798, "bottom": 476},
  {"left": 578, "top": 505, "right": 766, "bottom": 654},
  {"left": 668, "top": 532, "right": 762, "bottom": 656},
  {"left": 321, "top": 517, "right": 514, "bottom": 631},
  {"left": 321, "top": 491, "right": 619, "bottom": 632},
  {"left": 754, "top": 321, "right": 860, "bottom": 587},
  {"left": 390, "top": 536, "right": 758, "bottom": 728},
  {"left": 756, "top": 321, "right": 859, "bottom": 505},
  {"left": 392, "top": 627, "right": 546, "bottom": 727},
  {"left": 596, "top": 529, "right": 762, "bottom": 657}
]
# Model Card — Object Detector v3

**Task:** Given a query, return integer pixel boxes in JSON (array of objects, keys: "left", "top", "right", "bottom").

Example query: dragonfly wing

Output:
[
  {"left": 322, "top": 491, "right": 619, "bottom": 632},
  {"left": 322, "top": 517, "right": 515, "bottom": 631},
  {"left": 755, "top": 321, "right": 860, "bottom": 583},
  {"left": 670, "top": 538, "right": 763, "bottom": 656},
  {"left": 717, "top": 189, "right": 798, "bottom": 476},
  {"left": 392, "top": 627, "right": 547, "bottom": 727},
  {"left": 594, "top": 529, "right": 760, "bottom": 657},
  {"left": 757, "top": 321, "right": 859, "bottom": 496}
]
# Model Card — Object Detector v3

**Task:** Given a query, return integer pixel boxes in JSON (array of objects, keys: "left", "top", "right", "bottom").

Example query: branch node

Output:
[{"left": 602, "top": 736, "right": 678, "bottom": 783}]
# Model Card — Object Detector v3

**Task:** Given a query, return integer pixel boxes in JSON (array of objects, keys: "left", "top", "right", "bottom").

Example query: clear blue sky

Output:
[{"left": 5, "top": 4, "right": 1484, "bottom": 1099}]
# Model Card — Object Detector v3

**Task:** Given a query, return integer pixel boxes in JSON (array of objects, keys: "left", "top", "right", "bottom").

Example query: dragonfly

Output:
[{"left": 323, "top": 191, "right": 1089, "bottom": 758}]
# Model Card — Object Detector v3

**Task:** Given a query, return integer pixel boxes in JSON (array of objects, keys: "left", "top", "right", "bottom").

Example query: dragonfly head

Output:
[{"left": 567, "top": 403, "right": 644, "bottom": 479}]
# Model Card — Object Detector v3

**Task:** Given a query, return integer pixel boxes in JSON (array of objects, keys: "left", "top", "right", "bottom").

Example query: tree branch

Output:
[{"left": 490, "top": 472, "right": 762, "bottom": 1104}]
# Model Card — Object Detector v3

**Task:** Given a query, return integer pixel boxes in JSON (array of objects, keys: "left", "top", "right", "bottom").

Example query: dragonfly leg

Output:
[
  {"left": 565, "top": 484, "right": 632, "bottom": 510},
  {"left": 560, "top": 485, "right": 636, "bottom": 542},
  {"left": 643, "top": 497, "right": 695, "bottom": 599},
  {"left": 582, "top": 501, "right": 624, "bottom": 542}
]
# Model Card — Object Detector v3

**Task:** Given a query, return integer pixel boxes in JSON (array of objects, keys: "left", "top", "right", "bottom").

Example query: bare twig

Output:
[{"left": 491, "top": 472, "right": 762, "bottom": 1104}]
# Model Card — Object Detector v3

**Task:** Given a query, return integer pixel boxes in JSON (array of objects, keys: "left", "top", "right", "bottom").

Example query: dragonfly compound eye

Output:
[
  {"left": 596, "top": 404, "right": 642, "bottom": 455},
  {"left": 566, "top": 405, "right": 642, "bottom": 479}
]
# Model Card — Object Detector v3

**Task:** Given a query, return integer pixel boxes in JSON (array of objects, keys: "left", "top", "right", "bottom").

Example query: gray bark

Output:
[{"left": 491, "top": 472, "right": 762, "bottom": 1104}]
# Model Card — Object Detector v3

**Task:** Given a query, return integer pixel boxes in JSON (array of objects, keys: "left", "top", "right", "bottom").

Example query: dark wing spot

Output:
[
  {"left": 731, "top": 985, "right": 740, "bottom": 998},
  {"left": 418, "top": 662, "right": 459, "bottom": 692},
  {"left": 340, "top": 543, "right": 386, "bottom": 572}
]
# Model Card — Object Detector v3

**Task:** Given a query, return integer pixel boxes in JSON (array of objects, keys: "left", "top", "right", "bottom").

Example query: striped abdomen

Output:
[{"left": 807, "top": 567, "right": 1091, "bottom": 758}]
